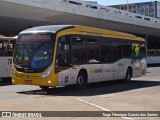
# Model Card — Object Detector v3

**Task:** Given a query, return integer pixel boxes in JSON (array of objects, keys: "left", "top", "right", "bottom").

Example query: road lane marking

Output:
[
  {"left": 75, "top": 98, "right": 138, "bottom": 120},
  {"left": 76, "top": 98, "right": 110, "bottom": 111}
]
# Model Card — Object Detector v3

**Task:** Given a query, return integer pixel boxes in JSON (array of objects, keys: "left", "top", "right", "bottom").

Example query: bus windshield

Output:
[{"left": 13, "top": 34, "right": 55, "bottom": 72}]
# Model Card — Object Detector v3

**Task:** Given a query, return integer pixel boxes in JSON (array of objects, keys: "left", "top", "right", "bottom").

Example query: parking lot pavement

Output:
[{"left": 0, "top": 67, "right": 160, "bottom": 120}]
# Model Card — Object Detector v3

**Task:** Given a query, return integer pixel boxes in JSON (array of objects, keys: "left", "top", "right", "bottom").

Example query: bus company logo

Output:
[
  {"left": 90, "top": 67, "right": 94, "bottom": 74},
  {"left": 94, "top": 69, "right": 103, "bottom": 73},
  {"left": 90, "top": 68, "right": 103, "bottom": 74},
  {"left": 2, "top": 112, "right": 11, "bottom": 117}
]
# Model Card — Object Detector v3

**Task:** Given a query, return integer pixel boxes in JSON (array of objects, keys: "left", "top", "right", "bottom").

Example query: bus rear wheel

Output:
[
  {"left": 76, "top": 72, "right": 87, "bottom": 89},
  {"left": 125, "top": 68, "right": 132, "bottom": 83},
  {"left": 39, "top": 86, "right": 49, "bottom": 90}
]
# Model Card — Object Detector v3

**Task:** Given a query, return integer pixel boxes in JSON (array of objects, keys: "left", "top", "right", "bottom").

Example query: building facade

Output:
[{"left": 109, "top": 1, "right": 160, "bottom": 18}]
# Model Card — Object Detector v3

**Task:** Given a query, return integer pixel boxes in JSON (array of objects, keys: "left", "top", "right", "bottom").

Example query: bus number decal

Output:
[
  {"left": 8, "top": 59, "right": 12, "bottom": 65},
  {"left": 65, "top": 76, "right": 69, "bottom": 83}
]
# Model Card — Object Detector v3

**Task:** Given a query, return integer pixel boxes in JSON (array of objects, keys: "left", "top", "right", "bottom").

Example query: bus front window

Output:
[
  {"left": 14, "top": 34, "right": 55, "bottom": 72},
  {"left": 31, "top": 42, "right": 53, "bottom": 69}
]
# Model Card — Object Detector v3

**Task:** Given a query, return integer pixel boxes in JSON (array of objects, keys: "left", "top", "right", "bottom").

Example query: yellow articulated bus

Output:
[{"left": 12, "top": 25, "right": 147, "bottom": 90}]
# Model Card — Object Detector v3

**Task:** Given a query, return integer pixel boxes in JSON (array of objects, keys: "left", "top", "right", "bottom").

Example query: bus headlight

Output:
[{"left": 42, "top": 66, "right": 53, "bottom": 78}]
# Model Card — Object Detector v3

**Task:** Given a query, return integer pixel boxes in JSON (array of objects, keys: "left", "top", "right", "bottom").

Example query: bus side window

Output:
[
  {"left": 139, "top": 43, "right": 146, "bottom": 58},
  {"left": 0, "top": 41, "right": 3, "bottom": 56},
  {"left": 87, "top": 38, "right": 100, "bottom": 63},
  {"left": 0, "top": 41, "right": 6, "bottom": 56},
  {"left": 100, "top": 39, "right": 112, "bottom": 63},
  {"left": 0, "top": 40, "right": 15, "bottom": 56},
  {"left": 7, "top": 40, "right": 15, "bottom": 56},
  {"left": 56, "top": 36, "right": 71, "bottom": 67},
  {"left": 71, "top": 37, "right": 86, "bottom": 64},
  {"left": 123, "top": 41, "right": 132, "bottom": 58},
  {"left": 112, "top": 40, "right": 123, "bottom": 62},
  {"left": 0, "top": 42, "right": 2, "bottom": 49}
]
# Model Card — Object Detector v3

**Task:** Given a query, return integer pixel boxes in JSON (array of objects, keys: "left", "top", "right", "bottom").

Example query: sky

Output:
[{"left": 91, "top": 0, "right": 159, "bottom": 5}]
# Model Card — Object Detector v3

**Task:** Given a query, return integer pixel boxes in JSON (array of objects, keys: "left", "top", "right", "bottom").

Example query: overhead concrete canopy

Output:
[{"left": 0, "top": 0, "right": 160, "bottom": 37}]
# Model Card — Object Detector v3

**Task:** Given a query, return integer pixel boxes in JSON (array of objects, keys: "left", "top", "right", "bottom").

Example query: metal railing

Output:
[{"left": 59, "top": 0, "right": 160, "bottom": 23}]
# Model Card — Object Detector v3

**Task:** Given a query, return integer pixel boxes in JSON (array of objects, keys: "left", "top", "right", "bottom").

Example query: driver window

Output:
[{"left": 56, "top": 36, "right": 71, "bottom": 67}]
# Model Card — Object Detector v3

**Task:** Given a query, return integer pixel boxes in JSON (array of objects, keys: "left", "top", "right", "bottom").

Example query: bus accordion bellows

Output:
[{"left": 12, "top": 25, "right": 147, "bottom": 89}]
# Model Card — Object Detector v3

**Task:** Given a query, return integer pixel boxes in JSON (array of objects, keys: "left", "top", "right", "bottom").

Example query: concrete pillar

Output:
[
  {"left": 145, "top": 34, "right": 148, "bottom": 57},
  {"left": 145, "top": 34, "right": 148, "bottom": 50}
]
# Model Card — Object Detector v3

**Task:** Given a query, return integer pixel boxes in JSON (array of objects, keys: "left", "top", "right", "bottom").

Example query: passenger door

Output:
[{"left": 56, "top": 36, "right": 75, "bottom": 86}]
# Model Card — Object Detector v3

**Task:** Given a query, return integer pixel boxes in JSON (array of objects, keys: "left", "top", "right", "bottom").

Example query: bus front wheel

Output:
[{"left": 76, "top": 72, "right": 87, "bottom": 89}]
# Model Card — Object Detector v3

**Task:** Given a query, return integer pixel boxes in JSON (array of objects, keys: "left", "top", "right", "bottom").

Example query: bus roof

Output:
[
  {"left": 20, "top": 25, "right": 74, "bottom": 34},
  {"left": 76, "top": 25, "right": 145, "bottom": 42},
  {"left": 19, "top": 25, "right": 145, "bottom": 42}
]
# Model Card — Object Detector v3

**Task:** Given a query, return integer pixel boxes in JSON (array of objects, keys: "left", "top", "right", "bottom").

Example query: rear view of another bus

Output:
[
  {"left": 0, "top": 35, "right": 16, "bottom": 79},
  {"left": 147, "top": 49, "right": 160, "bottom": 65},
  {"left": 147, "top": 38, "right": 160, "bottom": 65}
]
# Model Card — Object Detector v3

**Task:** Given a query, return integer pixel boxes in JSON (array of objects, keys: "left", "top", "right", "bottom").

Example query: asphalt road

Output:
[{"left": 0, "top": 67, "right": 160, "bottom": 120}]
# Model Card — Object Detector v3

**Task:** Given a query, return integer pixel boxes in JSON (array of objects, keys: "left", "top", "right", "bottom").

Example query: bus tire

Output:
[
  {"left": 125, "top": 68, "right": 132, "bottom": 83},
  {"left": 76, "top": 71, "right": 87, "bottom": 89},
  {"left": 39, "top": 86, "right": 49, "bottom": 90}
]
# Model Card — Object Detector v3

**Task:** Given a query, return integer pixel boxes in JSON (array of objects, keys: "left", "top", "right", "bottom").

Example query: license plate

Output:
[{"left": 25, "top": 80, "right": 32, "bottom": 84}]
